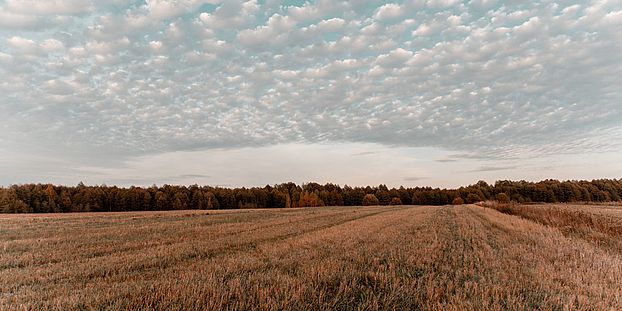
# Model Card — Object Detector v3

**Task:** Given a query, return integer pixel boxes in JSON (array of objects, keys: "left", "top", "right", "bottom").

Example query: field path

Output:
[{"left": 2, "top": 205, "right": 622, "bottom": 310}]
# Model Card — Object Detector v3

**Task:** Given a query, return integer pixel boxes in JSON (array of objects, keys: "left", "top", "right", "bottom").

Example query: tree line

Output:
[{"left": 1, "top": 179, "right": 621, "bottom": 213}]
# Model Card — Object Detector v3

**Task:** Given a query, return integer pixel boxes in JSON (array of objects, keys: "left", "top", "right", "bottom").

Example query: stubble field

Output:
[{"left": 2, "top": 204, "right": 622, "bottom": 310}]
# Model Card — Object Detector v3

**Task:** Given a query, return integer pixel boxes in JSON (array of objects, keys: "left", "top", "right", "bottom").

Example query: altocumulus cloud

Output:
[{"left": 1, "top": 0, "right": 622, "bottom": 187}]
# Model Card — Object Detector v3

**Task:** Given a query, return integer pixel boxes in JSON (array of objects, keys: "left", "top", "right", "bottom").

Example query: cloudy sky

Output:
[{"left": 1, "top": 0, "right": 621, "bottom": 188}]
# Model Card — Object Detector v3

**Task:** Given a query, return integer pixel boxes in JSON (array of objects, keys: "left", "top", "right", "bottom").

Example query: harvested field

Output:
[
  {"left": 2, "top": 205, "right": 622, "bottom": 310},
  {"left": 484, "top": 202, "right": 622, "bottom": 253}
]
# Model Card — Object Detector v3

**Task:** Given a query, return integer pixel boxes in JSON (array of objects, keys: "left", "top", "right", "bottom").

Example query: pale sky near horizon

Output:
[{"left": 1, "top": 0, "right": 622, "bottom": 188}]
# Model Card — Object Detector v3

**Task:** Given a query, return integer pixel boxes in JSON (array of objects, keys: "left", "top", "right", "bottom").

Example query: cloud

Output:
[
  {"left": 40, "top": 39, "right": 65, "bottom": 51},
  {"left": 351, "top": 151, "right": 376, "bottom": 156},
  {"left": 146, "top": 0, "right": 210, "bottom": 20},
  {"left": 470, "top": 166, "right": 518, "bottom": 172},
  {"left": 374, "top": 4, "right": 405, "bottom": 21},
  {"left": 316, "top": 17, "right": 346, "bottom": 31},
  {"left": 44, "top": 79, "right": 78, "bottom": 95},
  {"left": 178, "top": 174, "right": 211, "bottom": 178},
  {"left": 436, "top": 159, "right": 457, "bottom": 163},
  {"left": 375, "top": 48, "right": 413, "bottom": 67},
  {"left": 199, "top": 0, "right": 259, "bottom": 29},
  {"left": 237, "top": 13, "right": 296, "bottom": 47},
  {"left": 41, "top": 143, "right": 439, "bottom": 187},
  {"left": 404, "top": 176, "right": 428, "bottom": 181},
  {"left": 5, "top": 0, "right": 92, "bottom": 15},
  {"left": 0, "top": 8, "right": 41, "bottom": 29},
  {"left": 1, "top": 0, "right": 621, "bottom": 188},
  {"left": 469, "top": 0, "right": 496, "bottom": 10},
  {"left": 426, "top": 0, "right": 459, "bottom": 9},
  {"left": 7, "top": 36, "right": 38, "bottom": 53}
]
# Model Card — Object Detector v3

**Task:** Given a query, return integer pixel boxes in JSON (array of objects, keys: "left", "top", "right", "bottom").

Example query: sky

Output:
[{"left": 1, "top": 0, "right": 621, "bottom": 188}]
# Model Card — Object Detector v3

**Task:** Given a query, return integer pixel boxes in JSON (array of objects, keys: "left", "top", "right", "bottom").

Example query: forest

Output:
[{"left": 1, "top": 179, "right": 621, "bottom": 213}]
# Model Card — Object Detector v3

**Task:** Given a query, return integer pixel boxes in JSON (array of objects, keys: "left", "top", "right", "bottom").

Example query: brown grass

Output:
[
  {"left": 482, "top": 201, "right": 622, "bottom": 252},
  {"left": 2, "top": 205, "right": 622, "bottom": 310}
]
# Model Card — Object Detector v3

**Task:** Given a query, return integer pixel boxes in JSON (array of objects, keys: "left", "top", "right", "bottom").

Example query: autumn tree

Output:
[
  {"left": 173, "top": 192, "right": 189, "bottom": 210},
  {"left": 2, "top": 178, "right": 622, "bottom": 213},
  {"left": 59, "top": 189, "right": 72, "bottom": 212},
  {"left": 0, "top": 188, "right": 30, "bottom": 213},
  {"left": 496, "top": 193, "right": 510, "bottom": 204},
  {"left": 299, "top": 191, "right": 322, "bottom": 207},
  {"left": 362, "top": 194, "right": 380, "bottom": 206},
  {"left": 45, "top": 184, "right": 59, "bottom": 212}
]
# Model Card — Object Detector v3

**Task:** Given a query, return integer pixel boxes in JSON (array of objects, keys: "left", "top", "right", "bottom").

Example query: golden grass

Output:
[
  {"left": 2, "top": 205, "right": 622, "bottom": 310},
  {"left": 483, "top": 202, "right": 622, "bottom": 252}
]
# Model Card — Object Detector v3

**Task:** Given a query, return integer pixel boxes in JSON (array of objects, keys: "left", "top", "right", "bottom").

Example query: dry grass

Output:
[
  {"left": 2, "top": 205, "right": 622, "bottom": 310},
  {"left": 483, "top": 201, "right": 622, "bottom": 253}
]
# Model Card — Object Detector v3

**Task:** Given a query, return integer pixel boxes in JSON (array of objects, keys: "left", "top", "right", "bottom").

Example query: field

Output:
[{"left": 2, "top": 204, "right": 622, "bottom": 310}]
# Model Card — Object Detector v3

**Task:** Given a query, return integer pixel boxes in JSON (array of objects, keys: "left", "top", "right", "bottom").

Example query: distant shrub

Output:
[
  {"left": 452, "top": 197, "right": 464, "bottom": 205},
  {"left": 497, "top": 193, "right": 510, "bottom": 204},
  {"left": 362, "top": 194, "right": 380, "bottom": 206},
  {"left": 389, "top": 197, "right": 403, "bottom": 205}
]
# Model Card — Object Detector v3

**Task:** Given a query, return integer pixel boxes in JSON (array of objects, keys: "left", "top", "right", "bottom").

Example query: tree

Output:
[
  {"left": 0, "top": 188, "right": 29, "bottom": 213},
  {"left": 375, "top": 189, "right": 391, "bottom": 205},
  {"left": 496, "top": 193, "right": 510, "bottom": 204},
  {"left": 343, "top": 187, "right": 365, "bottom": 206},
  {"left": 173, "top": 192, "right": 189, "bottom": 210},
  {"left": 270, "top": 189, "right": 288, "bottom": 208},
  {"left": 2, "top": 178, "right": 622, "bottom": 214},
  {"left": 389, "top": 197, "right": 403, "bottom": 205},
  {"left": 141, "top": 190, "right": 152, "bottom": 211},
  {"left": 411, "top": 192, "right": 422, "bottom": 205},
  {"left": 191, "top": 190, "right": 207, "bottom": 210},
  {"left": 289, "top": 188, "right": 301, "bottom": 208},
  {"left": 45, "top": 184, "right": 59, "bottom": 212},
  {"left": 235, "top": 188, "right": 256, "bottom": 208},
  {"left": 205, "top": 191, "right": 219, "bottom": 209},
  {"left": 466, "top": 193, "right": 482, "bottom": 204},
  {"left": 155, "top": 191, "right": 168, "bottom": 210},
  {"left": 299, "top": 191, "right": 322, "bottom": 207},
  {"left": 398, "top": 187, "right": 412, "bottom": 205},
  {"left": 59, "top": 190, "right": 72, "bottom": 212},
  {"left": 362, "top": 194, "right": 379, "bottom": 206}
]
